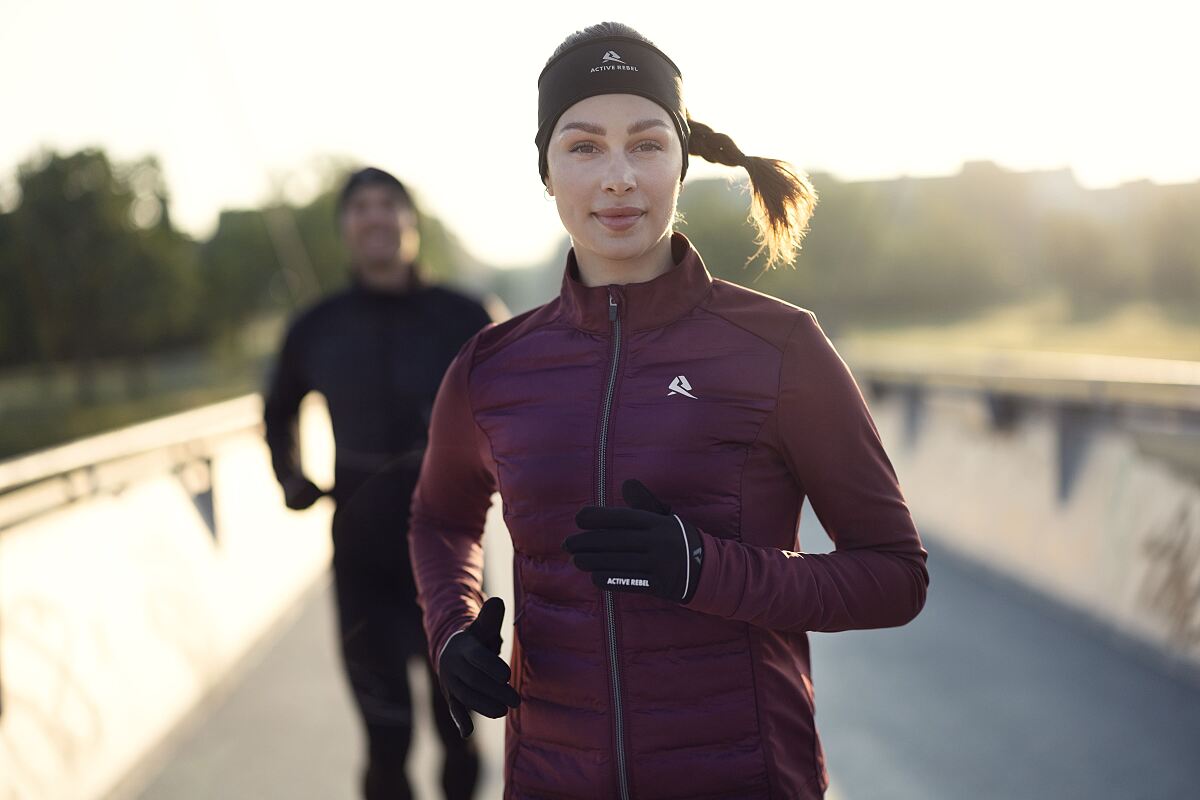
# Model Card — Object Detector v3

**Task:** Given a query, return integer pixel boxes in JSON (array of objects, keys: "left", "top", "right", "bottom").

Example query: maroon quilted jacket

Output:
[{"left": 410, "top": 233, "right": 928, "bottom": 799}]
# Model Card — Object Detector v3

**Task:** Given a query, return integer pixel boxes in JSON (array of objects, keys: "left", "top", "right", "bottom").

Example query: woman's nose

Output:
[{"left": 601, "top": 154, "right": 636, "bottom": 194}]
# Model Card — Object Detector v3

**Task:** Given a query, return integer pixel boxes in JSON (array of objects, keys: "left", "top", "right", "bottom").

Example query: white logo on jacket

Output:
[{"left": 667, "top": 375, "right": 697, "bottom": 399}]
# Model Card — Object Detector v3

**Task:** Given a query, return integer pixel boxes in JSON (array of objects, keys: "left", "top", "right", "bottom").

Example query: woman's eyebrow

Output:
[
  {"left": 559, "top": 121, "right": 605, "bottom": 136},
  {"left": 628, "top": 119, "right": 669, "bottom": 134},
  {"left": 558, "top": 119, "right": 669, "bottom": 137}
]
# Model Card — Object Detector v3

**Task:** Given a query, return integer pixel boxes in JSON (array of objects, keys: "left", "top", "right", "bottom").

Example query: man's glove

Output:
[
  {"left": 437, "top": 596, "right": 520, "bottom": 738},
  {"left": 281, "top": 475, "right": 325, "bottom": 510},
  {"left": 563, "top": 479, "right": 705, "bottom": 603}
]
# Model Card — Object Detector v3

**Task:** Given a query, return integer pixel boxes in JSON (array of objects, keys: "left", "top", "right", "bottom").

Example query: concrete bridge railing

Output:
[
  {"left": 844, "top": 344, "right": 1200, "bottom": 672},
  {"left": 0, "top": 395, "right": 335, "bottom": 800}
]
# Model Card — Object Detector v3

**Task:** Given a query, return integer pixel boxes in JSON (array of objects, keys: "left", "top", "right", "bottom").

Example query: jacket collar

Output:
[
  {"left": 349, "top": 261, "right": 424, "bottom": 298},
  {"left": 559, "top": 233, "right": 713, "bottom": 334}
]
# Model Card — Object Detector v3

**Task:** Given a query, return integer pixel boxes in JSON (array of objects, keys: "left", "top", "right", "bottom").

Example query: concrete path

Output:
[
  {"left": 808, "top": 536, "right": 1200, "bottom": 799},
  {"left": 136, "top": 574, "right": 505, "bottom": 800},
  {"left": 140, "top": 523, "right": 1200, "bottom": 799}
]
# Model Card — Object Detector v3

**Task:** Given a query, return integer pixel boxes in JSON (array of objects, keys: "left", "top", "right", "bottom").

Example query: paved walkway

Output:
[
  {"left": 140, "top": 521, "right": 1200, "bottom": 799},
  {"left": 808, "top": 541, "right": 1200, "bottom": 799},
  {"left": 136, "top": 573, "right": 505, "bottom": 800}
]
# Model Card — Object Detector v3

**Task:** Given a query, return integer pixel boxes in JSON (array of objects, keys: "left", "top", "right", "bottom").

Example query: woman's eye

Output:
[
  {"left": 570, "top": 142, "right": 599, "bottom": 154},
  {"left": 634, "top": 140, "right": 665, "bottom": 152}
]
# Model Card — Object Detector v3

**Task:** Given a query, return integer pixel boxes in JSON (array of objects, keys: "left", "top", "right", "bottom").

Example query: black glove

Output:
[
  {"left": 282, "top": 475, "right": 325, "bottom": 510},
  {"left": 437, "top": 596, "right": 520, "bottom": 738},
  {"left": 563, "top": 479, "right": 705, "bottom": 603}
]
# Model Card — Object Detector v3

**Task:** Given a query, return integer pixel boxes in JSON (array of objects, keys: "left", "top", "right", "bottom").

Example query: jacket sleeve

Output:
[
  {"left": 686, "top": 312, "right": 929, "bottom": 632},
  {"left": 408, "top": 334, "right": 498, "bottom": 665},
  {"left": 263, "top": 320, "right": 310, "bottom": 486}
]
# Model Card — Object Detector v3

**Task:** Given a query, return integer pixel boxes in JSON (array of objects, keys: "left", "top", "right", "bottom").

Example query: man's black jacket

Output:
[{"left": 264, "top": 275, "right": 492, "bottom": 575}]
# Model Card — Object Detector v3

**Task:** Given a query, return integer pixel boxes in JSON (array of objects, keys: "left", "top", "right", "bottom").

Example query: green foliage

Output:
[
  {"left": 0, "top": 211, "right": 21, "bottom": 363},
  {"left": 1, "top": 146, "right": 1197, "bottom": 451},
  {"left": 199, "top": 207, "right": 285, "bottom": 331},
  {"left": 2, "top": 150, "right": 203, "bottom": 382},
  {"left": 1036, "top": 213, "right": 1130, "bottom": 320},
  {"left": 292, "top": 188, "right": 345, "bottom": 292},
  {"left": 0, "top": 148, "right": 499, "bottom": 419},
  {"left": 676, "top": 162, "right": 1200, "bottom": 333},
  {"left": 0, "top": 148, "right": 506, "bottom": 453},
  {"left": 1145, "top": 188, "right": 1200, "bottom": 315}
]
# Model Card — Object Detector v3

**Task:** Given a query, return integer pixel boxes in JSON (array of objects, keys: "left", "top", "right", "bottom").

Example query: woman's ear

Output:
[{"left": 544, "top": 179, "right": 555, "bottom": 198}]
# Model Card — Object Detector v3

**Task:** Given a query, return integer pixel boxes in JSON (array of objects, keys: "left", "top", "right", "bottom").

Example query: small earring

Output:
[{"left": 543, "top": 187, "right": 552, "bottom": 200}]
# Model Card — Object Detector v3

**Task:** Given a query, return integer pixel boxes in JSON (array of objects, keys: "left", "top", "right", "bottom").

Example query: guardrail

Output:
[
  {"left": 0, "top": 394, "right": 262, "bottom": 534},
  {"left": 5, "top": 348, "right": 1197, "bottom": 529},
  {"left": 842, "top": 343, "right": 1200, "bottom": 412},
  {"left": 842, "top": 344, "right": 1200, "bottom": 667},
  {"left": 841, "top": 344, "right": 1200, "bottom": 495},
  {"left": 0, "top": 392, "right": 332, "bottom": 800}
]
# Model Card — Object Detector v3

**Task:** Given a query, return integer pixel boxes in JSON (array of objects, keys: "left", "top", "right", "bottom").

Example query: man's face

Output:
[{"left": 340, "top": 183, "right": 420, "bottom": 285}]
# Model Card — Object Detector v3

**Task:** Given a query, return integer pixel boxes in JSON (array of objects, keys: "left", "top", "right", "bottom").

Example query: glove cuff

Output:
[
  {"left": 437, "top": 629, "right": 467, "bottom": 671},
  {"left": 673, "top": 515, "right": 705, "bottom": 603}
]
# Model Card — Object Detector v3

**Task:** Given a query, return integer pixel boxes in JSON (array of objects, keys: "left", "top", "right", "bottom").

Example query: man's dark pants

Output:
[{"left": 331, "top": 463, "right": 479, "bottom": 800}]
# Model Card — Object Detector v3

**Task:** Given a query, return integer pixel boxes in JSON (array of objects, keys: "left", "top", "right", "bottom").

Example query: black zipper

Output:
[{"left": 599, "top": 289, "right": 630, "bottom": 800}]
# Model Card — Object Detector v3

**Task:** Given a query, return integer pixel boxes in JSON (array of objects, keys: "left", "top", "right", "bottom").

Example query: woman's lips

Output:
[{"left": 593, "top": 208, "right": 645, "bottom": 232}]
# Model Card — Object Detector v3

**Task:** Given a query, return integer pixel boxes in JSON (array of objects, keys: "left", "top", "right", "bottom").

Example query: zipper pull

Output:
[{"left": 608, "top": 292, "right": 618, "bottom": 322}]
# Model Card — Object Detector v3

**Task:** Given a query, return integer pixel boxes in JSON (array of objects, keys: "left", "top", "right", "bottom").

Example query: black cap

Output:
[{"left": 337, "top": 167, "right": 415, "bottom": 217}]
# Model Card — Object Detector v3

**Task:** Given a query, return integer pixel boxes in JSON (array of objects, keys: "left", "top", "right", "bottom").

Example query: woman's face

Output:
[{"left": 545, "top": 93, "right": 682, "bottom": 271}]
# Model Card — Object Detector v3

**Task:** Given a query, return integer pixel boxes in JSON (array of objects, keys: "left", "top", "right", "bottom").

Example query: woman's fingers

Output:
[
  {"left": 563, "top": 528, "right": 651, "bottom": 554},
  {"left": 447, "top": 680, "right": 513, "bottom": 719},
  {"left": 463, "top": 638, "right": 514, "bottom": 685},
  {"left": 454, "top": 646, "right": 520, "bottom": 708},
  {"left": 570, "top": 551, "right": 655, "bottom": 573},
  {"left": 574, "top": 506, "right": 662, "bottom": 530}
]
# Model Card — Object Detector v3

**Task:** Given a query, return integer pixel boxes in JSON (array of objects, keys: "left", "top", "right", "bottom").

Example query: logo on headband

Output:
[{"left": 591, "top": 50, "right": 639, "bottom": 73}]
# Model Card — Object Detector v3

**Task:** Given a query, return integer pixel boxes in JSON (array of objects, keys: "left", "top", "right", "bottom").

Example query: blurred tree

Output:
[
  {"left": 678, "top": 171, "right": 1022, "bottom": 332},
  {"left": 1146, "top": 192, "right": 1200, "bottom": 316},
  {"left": 199, "top": 206, "right": 285, "bottom": 333},
  {"left": 0, "top": 210, "right": 21, "bottom": 365},
  {"left": 416, "top": 211, "right": 476, "bottom": 286},
  {"left": 292, "top": 187, "right": 344, "bottom": 292},
  {"left": 676, "top": 177, "right": 758, "bottom": 279},
  {"left": 6, "top": 150, "right": 199, "bottom": 400},
  {"left": 2, "top": 148, "right": 1195, "bottom": 418},
  {"left": 1038, "top": 213, "right": 1131, "bottom": 320}
]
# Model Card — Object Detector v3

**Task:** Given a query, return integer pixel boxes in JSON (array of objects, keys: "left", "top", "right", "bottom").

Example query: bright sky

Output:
[{"left": 2, "top": 0, "right": 1197, "bottom": 267}]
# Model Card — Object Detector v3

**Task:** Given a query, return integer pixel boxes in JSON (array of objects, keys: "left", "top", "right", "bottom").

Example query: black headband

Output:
[{"left": 536, "top": 35, "right": 690, "bottom": 182}]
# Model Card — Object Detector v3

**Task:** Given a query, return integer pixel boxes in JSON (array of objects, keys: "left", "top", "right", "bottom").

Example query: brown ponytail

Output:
[{"left": 687, "top": 119, "right": 817, "bottom": 269}]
